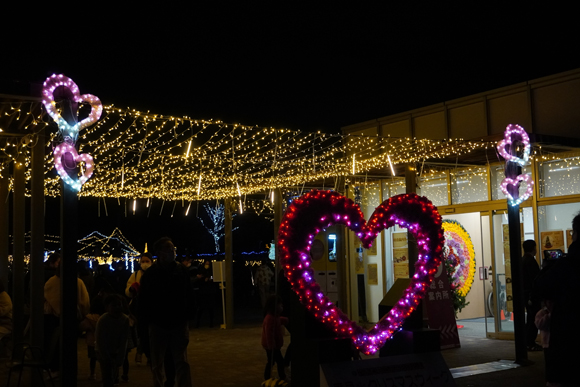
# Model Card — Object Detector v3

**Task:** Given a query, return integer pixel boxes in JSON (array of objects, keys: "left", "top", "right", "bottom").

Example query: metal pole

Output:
[
  {"left": 12, "top": 155, "right": 25, "bottom": 356},
  {"left": 405, "top": 164, "right": 418, "bottom": 276},
  {"left": 273, "top": 188, "right": 282, "bottom": 294},
  {"left": 506, "top": 160, "right": 528, "bottom": 364},
  {"left": 30, "top": 130, "right": 45, "bottom": 351},
  {"left": 0, "top": 172, "right": 8, "bottom": 289},
  {"left": 224, "top": 197, "right": 234, "bottom": 329},
  {"left": 60, "top": 179, "right": 78, "bottom": 385}
]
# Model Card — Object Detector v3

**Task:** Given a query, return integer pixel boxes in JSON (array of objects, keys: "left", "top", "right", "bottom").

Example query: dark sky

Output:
[
  {"left": 3, "top": 4, "right": 580, "bottom": 255},
  {"left": 3, "top": 4, "right": 580, "bottom": 133}
]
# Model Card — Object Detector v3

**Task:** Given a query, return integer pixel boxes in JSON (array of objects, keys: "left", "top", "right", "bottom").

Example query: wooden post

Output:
[
  {"left": 224, "top": 197, "right": 234, "bottom": 329},
  {"left": 12, "top": 155, "right": 25, "bottom": 356},
  {"left": 30, "top": 130, "right": 45, "bottom": 351},
  {"left": 0, "top": 172, "right": 8, "bottom": 289}
]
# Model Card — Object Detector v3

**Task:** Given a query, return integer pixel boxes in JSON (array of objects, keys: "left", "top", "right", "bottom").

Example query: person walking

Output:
[
  {"left": 261, "top": 295, "right": 288, "bottom": 383},
  {"left": 95, "top": 294, "right": 130, "bottom": 387},
  {"left": 535, "top": 212, "right": 580, "bottom": 386},
  {"left": 139, "top": 237, "right": 194, "bottom": 387},
  {"left": 126, "top": 252, "right": 153, "bottom": 365}
]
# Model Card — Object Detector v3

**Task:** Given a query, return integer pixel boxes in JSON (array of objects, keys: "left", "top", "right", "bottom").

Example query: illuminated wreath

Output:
[
  {"left": 442, "top": 220, "right": 476, "bottom": 297},
  {"left": 278, "top": 190, "right": 444, "bottom": 354}
]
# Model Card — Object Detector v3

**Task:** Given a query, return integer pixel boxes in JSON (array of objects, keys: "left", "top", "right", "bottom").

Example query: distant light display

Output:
[{"left": 278, "top": 190, "right": 444, "bottom": 354}]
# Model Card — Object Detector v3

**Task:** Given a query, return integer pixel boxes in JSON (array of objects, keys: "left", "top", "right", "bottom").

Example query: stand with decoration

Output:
[
  {"left": 497, "top": 124, "right": 534, "bottom": 365},
  {"left": 278, "top": 190, "right": 454, "bottom": 386},
  {"left": 42, "top": 74, "right": 102, "bottom": 386}
]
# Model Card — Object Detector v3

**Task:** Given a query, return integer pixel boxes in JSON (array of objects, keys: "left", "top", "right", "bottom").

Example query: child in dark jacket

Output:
[
  {"left": 95, "top": 294, "right": 130, "bottom": 387},
  {"left": 261, "top": 295, "right": 288, "bottom": 382},
  {"left": 79, "top": 306, "right": 100, "bottom": 380}
]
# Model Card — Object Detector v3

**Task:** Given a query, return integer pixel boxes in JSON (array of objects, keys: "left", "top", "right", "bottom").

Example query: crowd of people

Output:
[
  {"left": 12, "top": 241, "right": 276, "bottom": 386},
  {"left": 1, "top": 213, "right": 576, "bottom": 386}
]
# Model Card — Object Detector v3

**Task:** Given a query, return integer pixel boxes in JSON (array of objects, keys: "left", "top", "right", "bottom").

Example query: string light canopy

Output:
[{"left": 2, "top": 96, "right": 504, "bottom": 202}]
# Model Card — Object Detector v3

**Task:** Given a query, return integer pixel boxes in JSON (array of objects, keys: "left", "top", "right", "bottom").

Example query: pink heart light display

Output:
[
  {"left": 501, "top": 173, "right": 534, "bottom": 206},
  {"left": 497, "top": 124, "right": 530, "bottom": 167},
  {"left": 53, "top": 143, "right": 94, "bottom": 192},
  {"left": 278, "top": 190, "right": 444, "bottom": 354},
  {"left": 42, "top": 74, "right": 103, "bottom": 141}
]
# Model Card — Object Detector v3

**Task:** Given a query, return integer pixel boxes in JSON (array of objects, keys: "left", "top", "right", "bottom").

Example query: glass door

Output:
[{"left": 490, "top": 207, "right": 534, "bottom": 335}]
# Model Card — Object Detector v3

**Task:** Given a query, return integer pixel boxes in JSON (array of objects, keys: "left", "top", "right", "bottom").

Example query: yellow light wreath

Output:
[{"left": 442, "top": 220, "right": 476, "bottom": 297}]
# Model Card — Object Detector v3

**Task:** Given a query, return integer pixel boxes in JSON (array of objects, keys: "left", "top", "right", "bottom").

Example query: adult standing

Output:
[
  {"left": 139, "top": 237, "right": 193, "bottom": 387},
  {"left": 125, "top": 252, "right": 153, "bottom": 365},
  {"left": 521, "top": 239, "right": 541, "bottom": 351},
  {"left": 255, "top": 260, "right": 274, "bottom": 309},
  {"left": 534, "top": 213, "right": 580, "bottom": 386},
  {"left": 43, "top": 265, "right": 91, "bottom": 378},
  {"left": 193, "top": 259, "right": 214, "bottom": 328}
]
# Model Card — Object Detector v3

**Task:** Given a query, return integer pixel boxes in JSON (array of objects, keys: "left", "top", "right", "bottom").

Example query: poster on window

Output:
[
  {"left": 392, "top": 232, "right": 409, "bottom": 280},
  {"left": 540, "top": 230, "right": 565, "bottom": 253},
  {"left": 368, "top": 263, "right": 378, "bottom": 285}
]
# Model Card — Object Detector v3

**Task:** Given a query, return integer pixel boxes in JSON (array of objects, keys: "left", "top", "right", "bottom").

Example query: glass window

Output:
[
  {"left": 537, "top": 202, "right": 580, "bottom": 255},
  {"left": 490, "top": 164, "right": 532, "bottom": 201},
  {"left": 381, "top": 178, "right": 406, "bottom": 198},
  {"left": 450, "top": 167, "right": 488, "bottom": 204},
  {"left": 420, "top": 172, "right": 448, "bottom": 206},
  {"left": 538, "top": 155, "right": 580, "bottom": 198}
]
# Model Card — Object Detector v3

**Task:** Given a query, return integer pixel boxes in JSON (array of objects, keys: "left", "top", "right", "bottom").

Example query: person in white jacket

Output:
[{"left": 125, "top": 253, "right": 153, "bottom": 298}]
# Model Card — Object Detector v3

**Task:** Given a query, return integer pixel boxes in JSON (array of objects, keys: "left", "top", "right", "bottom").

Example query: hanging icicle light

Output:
[
  {"left": 186, "top": 139, "right": 192, "bottom": 157},
  {"left": 388, "top": 154, "right": 396, "bottom": 176}
]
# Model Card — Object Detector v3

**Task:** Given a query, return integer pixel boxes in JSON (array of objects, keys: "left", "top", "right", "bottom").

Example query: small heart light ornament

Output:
[
  {"left": 278, "top": 190, "right": 444, "bottom": 354},
  {"left": 42, "top": 74, "right": 101, "bottom": 191},
  {"left": 53, "top": 143, "right": 95, "bottom": 192},
  {"left": 497, "top": 124, "right": 530, "bottom": 167},
  {"left": 500, "top": 173, "right": 533, "bottom": 206},
  {"left": 42, "top": 74, "right": 102, "bottom": 143}
]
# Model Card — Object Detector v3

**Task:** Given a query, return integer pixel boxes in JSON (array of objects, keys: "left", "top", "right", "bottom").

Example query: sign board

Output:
[
  {"left": 320, "top": 352, "right": 456, "bottom": 387},
  {"left": 424, "top": 262, "right": 461, "bottom": 349}
]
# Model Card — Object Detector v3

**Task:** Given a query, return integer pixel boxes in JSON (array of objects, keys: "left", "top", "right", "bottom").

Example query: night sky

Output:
[{"left": 3, "top": 4, "right": 580, "bottom": 256}]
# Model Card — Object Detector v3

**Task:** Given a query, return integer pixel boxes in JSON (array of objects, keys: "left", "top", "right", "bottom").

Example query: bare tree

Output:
[{"left": 199, "top": 203, "right": 238, "bottom": 253}]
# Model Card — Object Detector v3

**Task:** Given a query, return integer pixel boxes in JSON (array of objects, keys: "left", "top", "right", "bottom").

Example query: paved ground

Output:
[{"left": 1, "top": 317, "right": 548, "bottom": 387}]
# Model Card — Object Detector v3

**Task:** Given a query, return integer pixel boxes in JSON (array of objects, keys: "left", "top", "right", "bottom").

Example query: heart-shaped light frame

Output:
[
  {"left": 278, "top": 190, "right": 444, "bottom": 354},
  {"left": 497, "top": 124, "right": 530, "bottom": 167},
  {"left": 53, "top": 142, "right": 94, "bottom": 192},
  {"left": 42, "top": 74, "right": 102, "bottom": 142},
  {"left": 501, "top": 173, "right": 534, "bottom": 206}
]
